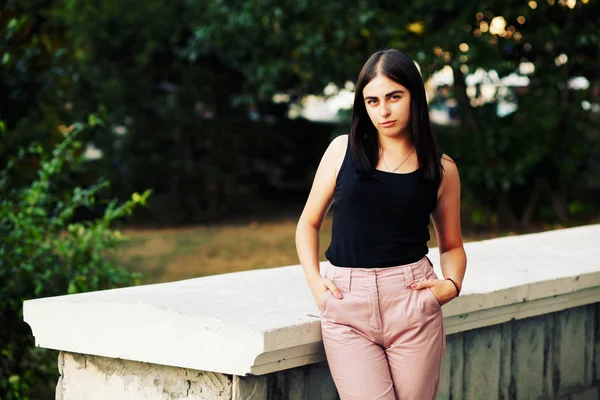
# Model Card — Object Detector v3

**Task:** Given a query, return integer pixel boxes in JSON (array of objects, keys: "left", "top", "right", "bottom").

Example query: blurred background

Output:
[{"left": 1, "top": 0, "right": 599, "bottom": 397}]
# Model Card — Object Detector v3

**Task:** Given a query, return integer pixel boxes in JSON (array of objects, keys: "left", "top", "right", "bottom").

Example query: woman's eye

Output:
[{"left": 391, "top": 95, "right": 401, "bottom": 100}]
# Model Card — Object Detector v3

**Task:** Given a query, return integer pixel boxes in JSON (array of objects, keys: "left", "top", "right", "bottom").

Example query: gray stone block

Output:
[
  {"left": 556, "top": 308, "right": 589, "bottom": 391},
  {"left": 464, "top": 325, "right": 501, "bottom": 400},
  {"left": 513, "top": 315, "right": 546, "bottom": 399},
  {"left": 286, "top": 368, "right": 306, "bottom": 400},
  {"left": 305, "top": 362, "right": 338, "bottom": 400}
]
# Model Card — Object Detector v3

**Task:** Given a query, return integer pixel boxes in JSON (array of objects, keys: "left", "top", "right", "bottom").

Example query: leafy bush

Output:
[{"left": 0, "top": 122, "right": 150, "bottom": 399}]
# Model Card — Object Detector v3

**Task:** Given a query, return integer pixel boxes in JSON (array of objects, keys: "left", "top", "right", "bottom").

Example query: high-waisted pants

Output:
[{"left": 320, "top": 256, "right": 446, "bottom": 400}]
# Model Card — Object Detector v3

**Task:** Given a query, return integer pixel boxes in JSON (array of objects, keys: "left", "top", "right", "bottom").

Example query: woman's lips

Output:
[{"left": 380, "top": 120, "right": 396, "bottom": 127}]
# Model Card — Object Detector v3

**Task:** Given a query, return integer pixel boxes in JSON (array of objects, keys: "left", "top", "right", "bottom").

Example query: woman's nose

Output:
[{"left": 379, "top": 102, "right": 391, "bottom": 117}]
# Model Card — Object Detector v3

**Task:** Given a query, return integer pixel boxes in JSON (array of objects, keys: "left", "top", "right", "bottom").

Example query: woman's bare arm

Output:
[
  {"left": 431, "top": 155, "right": 467, "bottom": 298},
  {"left": 295, "top": 134, "right": 348, "bottom": 306}
]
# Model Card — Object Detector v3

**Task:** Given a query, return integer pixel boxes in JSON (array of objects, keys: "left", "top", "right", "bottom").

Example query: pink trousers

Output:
[{"left": 320, "top": 256, "right": 446, "bottom": 400}]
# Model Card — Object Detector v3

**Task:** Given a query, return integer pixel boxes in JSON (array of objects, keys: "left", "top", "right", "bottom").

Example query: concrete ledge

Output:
[{"left": 23, "top": 224, "right": 600, "bottom": 376}]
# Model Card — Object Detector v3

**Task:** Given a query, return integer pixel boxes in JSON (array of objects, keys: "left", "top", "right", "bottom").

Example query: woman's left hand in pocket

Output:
[{"left": 410, "top": 279, "right": 458, "bottom": 306}]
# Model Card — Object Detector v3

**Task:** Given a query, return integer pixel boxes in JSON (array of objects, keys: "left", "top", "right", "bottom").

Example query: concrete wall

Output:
[
  {"left": 439, "top": 304, "right": 599, "bottom": 400},
  {"left": 23, "top": 224, "right": 600, "bottom": 399},
  {"left": 57, "top": 303, "right": 600, "bottom": 400}
]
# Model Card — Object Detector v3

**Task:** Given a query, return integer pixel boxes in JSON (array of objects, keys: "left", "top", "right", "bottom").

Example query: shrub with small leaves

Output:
[{"left": 0, "top": 122, "right": 151, "bottom": 399}]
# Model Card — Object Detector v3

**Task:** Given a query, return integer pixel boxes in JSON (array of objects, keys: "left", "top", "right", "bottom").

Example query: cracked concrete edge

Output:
[
  {"left": 57, "top": 351, "right": 235, "bottom": 399},
  {"left": 56, "top": 351, "right": 64, "bottom": 400}
]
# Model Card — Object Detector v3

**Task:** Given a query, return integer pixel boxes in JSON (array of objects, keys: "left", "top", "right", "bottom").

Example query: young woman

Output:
[{"left": 295, "top": 49, "right": 467, "bottom": 400}]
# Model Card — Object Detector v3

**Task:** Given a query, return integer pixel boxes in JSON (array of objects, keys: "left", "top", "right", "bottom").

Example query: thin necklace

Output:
[{"left": 380, "top": 146, "right": 415, "bottom": 173}]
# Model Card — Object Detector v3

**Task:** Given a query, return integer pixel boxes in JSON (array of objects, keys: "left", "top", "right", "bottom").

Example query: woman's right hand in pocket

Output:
[{"left": 309, "top": 276, "right": 343, "bottom": 311}]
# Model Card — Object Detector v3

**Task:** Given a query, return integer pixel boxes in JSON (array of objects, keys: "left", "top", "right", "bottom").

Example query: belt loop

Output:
[
  {"left": 347, "top": 268, "right": 352, "bottom": 293},
  {"left": 405, "top": 265, "right": 414, "bottom": 286}
]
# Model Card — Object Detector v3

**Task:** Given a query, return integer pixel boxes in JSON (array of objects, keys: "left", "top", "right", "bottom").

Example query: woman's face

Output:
[{"left": 362, "top": 74, "right": 411, "bottom": 138}]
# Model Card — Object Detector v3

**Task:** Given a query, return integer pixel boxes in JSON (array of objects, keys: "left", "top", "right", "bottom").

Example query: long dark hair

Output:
[{"left": 350, "top": 49, "right": 442, "bottom": 187}]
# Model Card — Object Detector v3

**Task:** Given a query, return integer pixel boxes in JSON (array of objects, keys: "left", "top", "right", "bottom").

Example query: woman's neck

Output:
[{"left": 378, "top": 133, "right": 414, "bottom": 154}]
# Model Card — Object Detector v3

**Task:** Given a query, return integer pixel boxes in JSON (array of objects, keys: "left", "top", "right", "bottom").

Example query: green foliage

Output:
[
  {"left": 0, "top": 123, "right": 150, "bottom": 399},
  {"left": 58, "top": 0, "right": 245, "bottom": 223},
  {"left": 412, "top": 0, "right": 600, "bottom": 227},
  {"left": 185, "top": 1, "right": 403, "bottom": 101},
  {"left": 186, "top": 0, "right": 600, "bottom": 228},
  {"left": 54, "top": 0, "right": 337, "bottom": 223},
  {"left": 1, "top": 0, "right": 78, "bottom": 193},
  {"left": 6, "top": 0, "right": 598, "bottom": 228}
]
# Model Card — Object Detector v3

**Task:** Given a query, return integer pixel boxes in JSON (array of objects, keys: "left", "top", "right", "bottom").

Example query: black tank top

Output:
[{"left": 325, "top": 141, "right": 439, "bottom": 268}]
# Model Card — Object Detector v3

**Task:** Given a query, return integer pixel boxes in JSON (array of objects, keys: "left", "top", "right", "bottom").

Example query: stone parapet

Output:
[{"left": 23, "top": 224, "right": 600, "bottom": 399}]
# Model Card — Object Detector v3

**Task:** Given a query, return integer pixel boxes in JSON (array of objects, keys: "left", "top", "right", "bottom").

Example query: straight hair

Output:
[{"left": 349, "top": 49, "right": 443, "bottom": 187}]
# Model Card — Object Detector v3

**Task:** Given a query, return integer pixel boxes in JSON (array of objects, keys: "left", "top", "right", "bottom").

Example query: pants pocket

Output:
[
  {"left": 425, "top": 287, "right": 442, "bottom": 309},
  {"left": 320, "top": 289, "right": 332, "bottom": 313},
  {"left": 418, "top": 260, "right": 442, "bottom": 312}
]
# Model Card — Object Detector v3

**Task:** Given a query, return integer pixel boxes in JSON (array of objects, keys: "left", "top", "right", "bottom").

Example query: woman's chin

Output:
[{"left": 377, "top": 128, "right": 409, "bottom": 137}]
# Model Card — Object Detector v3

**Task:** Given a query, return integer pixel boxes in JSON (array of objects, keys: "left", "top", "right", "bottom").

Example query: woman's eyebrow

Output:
[{"left": 364, "top": 90, "right": 405, "bottom": 100}]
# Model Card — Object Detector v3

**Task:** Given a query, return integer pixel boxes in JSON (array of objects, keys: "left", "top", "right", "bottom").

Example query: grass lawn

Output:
[
  {"left": 117, "top": 215, "right": 334, "bottom": 284},
  {"left": 115, "top": 210, "right": 594, "bottom": 285},
  {"left": 116, "top": 221, "right": 453, "bottom": 285}
]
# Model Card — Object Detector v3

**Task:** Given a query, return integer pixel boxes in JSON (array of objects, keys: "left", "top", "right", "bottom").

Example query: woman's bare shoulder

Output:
[
  {"left": 439, "top": 153, "right": 460, "bottom": 191},
  {"left": 440, "top": 153, "right": 458, "bottom": 174},
  {"left": 320, "top": 134, "right": 348, "bottom": 163},
  {"left": 327, "top": 134, "right": 349, "bottom": 175},
  {"left": 330, "top": 134, "right": 349, "bottom": 151}
]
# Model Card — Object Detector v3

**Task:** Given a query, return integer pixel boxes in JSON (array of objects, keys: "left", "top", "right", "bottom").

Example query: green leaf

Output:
[{"left": 87, "top": 114, "right": 103, "bottom": 127}]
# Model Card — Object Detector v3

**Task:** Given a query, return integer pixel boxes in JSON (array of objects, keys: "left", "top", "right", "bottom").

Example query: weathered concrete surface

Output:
[
  {"left": 57, "top": 354, "right": 338, "bottom": 400},
  {"left": 56, "top": 352, "right": 232, "bottom": 400}
]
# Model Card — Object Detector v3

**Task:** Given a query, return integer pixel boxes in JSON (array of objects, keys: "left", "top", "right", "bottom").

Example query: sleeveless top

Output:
[{"left": 325, "top": 141, "right": 440, "bottom": 268}]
